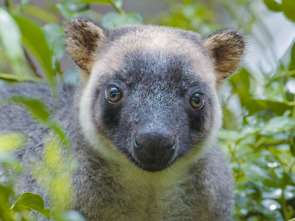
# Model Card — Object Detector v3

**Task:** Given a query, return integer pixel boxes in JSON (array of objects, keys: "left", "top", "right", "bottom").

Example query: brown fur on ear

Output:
[
  {"left": 204, "top": 30, "right": 245, "bottom": 82},
  {"left": 65, "top": 19, "right": 106, "bottom": 75}
]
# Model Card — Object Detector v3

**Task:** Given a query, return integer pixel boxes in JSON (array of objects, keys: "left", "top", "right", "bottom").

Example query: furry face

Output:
[
  {"left": 66, "top": 20, "right": 244, "bottom": 172},
  {"left": 91, "top": 52, "right": 219, "bottom": 171}
]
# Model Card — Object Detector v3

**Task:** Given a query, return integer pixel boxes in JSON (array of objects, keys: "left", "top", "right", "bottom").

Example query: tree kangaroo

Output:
[{"left": 0, "top": 19, "right": 245, "bottom": 220}]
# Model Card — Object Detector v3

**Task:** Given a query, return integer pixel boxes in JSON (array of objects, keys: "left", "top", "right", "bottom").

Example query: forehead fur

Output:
[{"left": 90, "top": 25, "right": 216, "bottom": 89}]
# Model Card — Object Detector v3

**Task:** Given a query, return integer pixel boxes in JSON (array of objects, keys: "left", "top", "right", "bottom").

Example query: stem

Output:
[
  {"left": 254, "top": 137, "right": 268, "bottom": 148},
  {"left": 292, "top": 94, "right": 295, "bottom": 119},
  {"left": 281, "top": 188, "right": 289, "bottom": 221},
  {"left": 0, "top": 73, "right": 44, "bottom": 82},
  {"left": 289, "top": 70, "right": 295, "bottom": 76},
  {"left": 109, "top": 0, "right": 123, "bottom": 14},
  {"left": 287, "top": 158, "right": 295, "bottom": 173},
  {"left": 23, "top": 48, "right": 43, "bottom": 79},
  {"left": 285, "top": 101, "right": 295, "bottom": 106},
  {"left": 4, "top": 0, "right": 11, "bottom": 8},
  {"left": 272, "top": 70, "right": 295, "bottom": 80}
]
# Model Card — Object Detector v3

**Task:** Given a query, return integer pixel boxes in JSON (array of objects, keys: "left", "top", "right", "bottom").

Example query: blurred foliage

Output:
[
  {"left": 0, "top": 0, "right": 295, "bottom": 220},
  {"left": 0, "top": 0, "right": 142, "bottom": 220},
  {"left": 158, "top": 0, "right": 295, "bottom": 220}
]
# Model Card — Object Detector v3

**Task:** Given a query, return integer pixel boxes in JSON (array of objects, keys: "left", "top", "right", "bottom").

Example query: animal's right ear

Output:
[
  {"left": 203, "top": 30, "right": 245, "bottom": 85},
  {"left": 65, "top": 19, "right": 106, "bottom": 79}
]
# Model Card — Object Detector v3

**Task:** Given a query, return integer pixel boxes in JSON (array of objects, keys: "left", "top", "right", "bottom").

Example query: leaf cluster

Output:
[{"left": 160, "top": 0, "right": 295, "bottom": 220}]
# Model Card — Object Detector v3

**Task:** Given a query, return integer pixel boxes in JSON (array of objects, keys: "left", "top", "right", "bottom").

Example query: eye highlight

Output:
[
  {"left": 190, "top": 93, "right": 205, "bottom": 110},
  {"left": 106, "top": 86, "right": 122, "bottom": 103}
]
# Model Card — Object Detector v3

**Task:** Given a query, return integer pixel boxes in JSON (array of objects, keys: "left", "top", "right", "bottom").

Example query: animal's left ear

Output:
[
  {"left": 204, "top": 30, "right": 245, "bottom": 83},
  {"left": 65, "top": 19, "right": 107, "bottom": 81}
]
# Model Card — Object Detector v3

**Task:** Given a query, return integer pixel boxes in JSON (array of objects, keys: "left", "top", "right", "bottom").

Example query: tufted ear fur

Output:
[
  {"left": 204, "top": 30, "right": 245, "bottom": 84},
  {"left": 65, "top": 19, "right": 106, "bottom": 80}
]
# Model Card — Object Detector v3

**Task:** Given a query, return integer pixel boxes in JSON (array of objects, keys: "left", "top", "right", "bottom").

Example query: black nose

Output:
[{"left": 134, "top": 129, "right": 176, "bottom": 161}]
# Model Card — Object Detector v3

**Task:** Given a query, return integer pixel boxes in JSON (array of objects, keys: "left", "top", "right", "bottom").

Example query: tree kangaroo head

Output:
[{"left": 65, "top": 19, "right": 245, "bottom": 172}]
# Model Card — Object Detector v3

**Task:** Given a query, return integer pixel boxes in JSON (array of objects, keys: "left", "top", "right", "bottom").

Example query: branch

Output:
[
  {"left": 109, "top": 0, "right": 123, "bottom": 14},
  {"left": 4, "top": 0, "right": 11, "bottom": 8},
  {"left": 24, "top": 48, "right": 43, "bottom": 79}
]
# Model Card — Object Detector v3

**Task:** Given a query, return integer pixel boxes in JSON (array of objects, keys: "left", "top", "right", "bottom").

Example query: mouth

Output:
[{"left": 132, "top": 157, "right": 173, "bottom": 171}]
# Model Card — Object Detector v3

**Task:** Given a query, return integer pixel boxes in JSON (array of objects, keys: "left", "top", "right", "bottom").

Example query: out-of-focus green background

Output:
[{"left": 0, "top": 0, "right": 295, "bottom": 220}]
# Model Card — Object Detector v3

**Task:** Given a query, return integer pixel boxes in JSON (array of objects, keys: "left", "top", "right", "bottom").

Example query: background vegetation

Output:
[{"left": 0, "top": 0, "right": 295, "bottom": 220}]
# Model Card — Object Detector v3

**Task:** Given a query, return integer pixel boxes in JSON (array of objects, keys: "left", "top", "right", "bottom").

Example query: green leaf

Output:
[
  {"left": 12, "top": 14, "right": 56, "bottom": 90},
  {"left": 0, "top": 8, "right": 26, "bottom": 76},
  {"left": 246, "top": 164, "right": 281, "bottom": 187},
  {"left": 0, "top": 184, "right": 14, "bottom": 221},
  {"left": 32, "top": 135, "right": 75, "bottom": 214},
  {"left": 102, "top": 12, "right": 143, "bottom": 28},
  {"left": 11, "top": 192, "right": 50, "bottom": 219},
  {"left": 7, "top": 97, "right": 51, "bottom": 124},
  {"left": 263, "top": 117, "right": 295, "bottom": 133},
  {"left": 262, "top": 188, "right": 282, "bottom": 199},
  {"left": 282, "top": 0, "right": 295, "bottom": 22},
  {"left": 56, "top": 3, "right": 74, "bottom": 19},
  {"left": 80, "top": 0, "right": 110, "bottom": 4},
  {"left": 245, "top": 99, "right": 292, "bottom": 115},
  {"left": 63, "top": 0, "right": 110, "bottom": 4},
  {"left": 0, "top": 133, "right": 25, "bottom": 152},
  {"left": 286, "top": 78, "right": 295, "bottom": 94},
  {"left": 43, "top": 23, "right": 65, "bottom": 60},
  {"left": 4, "top": 96, "right": 71, "bottom": 149},
  {"left": 290, "top": 130, "right": 295, "bottom": 156},
  {"left": 56, "top": 3, "right": 91, "bottom": 20},
  {"left": 0, "top": 133, "right": 24, "bottom": 172},
  {"left": 23, "top": 5, "right": 58, "bottom": 23},
  {"left": 282, "top": 173, "right": 294, "bottom": 188},
  {"left": 288, "top": 41, "right": 295, "bottom": 71},
  {"left": 112, "top": 0, "right": 123, "bottom": 9},
  {"left": 263, "top": 0, "right": 282, "bottom": 12},
  {"left": 229, "top": 68, "right": 252, "bottom": 103},
  {"left": 0, "top": 153, "right": 22, "bottom": 172}
]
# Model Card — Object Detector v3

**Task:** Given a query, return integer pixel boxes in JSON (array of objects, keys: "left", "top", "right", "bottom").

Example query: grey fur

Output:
[{"left": 0, "top": 22, "right": 245, "bottom": 220}]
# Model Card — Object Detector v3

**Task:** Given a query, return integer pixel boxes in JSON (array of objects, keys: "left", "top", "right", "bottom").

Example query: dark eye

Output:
[
  {"left": 190, "top": 93, "right": 205, "bottom": 110},
  {"left": 106, "top": 86, "right": 122, "bottom": 103}
]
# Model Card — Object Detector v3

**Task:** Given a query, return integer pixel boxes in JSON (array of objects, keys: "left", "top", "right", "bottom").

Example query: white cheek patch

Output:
[{"left": 79, "top": 76, "right": 117, "bottom": 159}]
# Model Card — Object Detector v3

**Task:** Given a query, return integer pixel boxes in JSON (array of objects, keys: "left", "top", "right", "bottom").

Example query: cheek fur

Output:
[
  {"left": 101, "top": 103, "right": 122, "bottom": 129},
  {"left": 91, "top": 90, "right": 122, "bottom": 139},
  {"left": 94, "top": 95, "right": 134, "bottom": 153}
]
